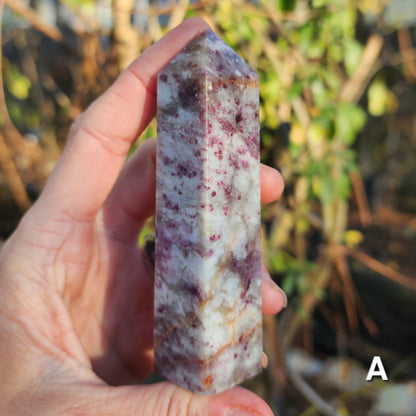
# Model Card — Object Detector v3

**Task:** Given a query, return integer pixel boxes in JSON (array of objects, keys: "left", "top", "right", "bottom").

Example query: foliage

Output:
[
  {"left": 1, "top": 0, "right": 399, "bottom": 331},
  {"left": 202, "top": 0, "right": 371, "bottom": 327},
  {"left": 2, "top": 0, "right": 415, "bottom": 413}
]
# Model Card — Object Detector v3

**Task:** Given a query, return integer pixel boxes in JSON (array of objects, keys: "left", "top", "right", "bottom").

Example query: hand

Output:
[{"left": 0, "top": 18, "right": 285, "bottom": 416}]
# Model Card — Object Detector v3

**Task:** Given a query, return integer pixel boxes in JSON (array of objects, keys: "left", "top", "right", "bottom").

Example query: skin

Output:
[{"left": 0, "top": 18, "right": 285, "bottom": 416}]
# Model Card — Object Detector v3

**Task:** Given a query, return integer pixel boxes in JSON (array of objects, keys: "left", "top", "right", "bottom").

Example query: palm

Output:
[
  {"left": 1, "top": 19, "right": 285, "bottom": 416},
  {"left": 11, "top": 210, "right": 151, "bottom": 388},
  {"left": 59, "top": 217, "right": 153, "bottom": 384}
]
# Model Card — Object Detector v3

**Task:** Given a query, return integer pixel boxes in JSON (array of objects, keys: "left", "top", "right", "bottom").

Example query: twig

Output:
[
  {"left": 397, "top": 28, "right": 416, "bottom": 83},
  {"left": 333, "top": 244, "right": 416, "bottom": 291},
  {"left": 4, "top": 0, "right": 62, "bottom": 42},
  {"left": 334, "top": 255, "right": 359, "bottom": 334},
  {"left": 286, "top": 357, "right": 343, "bottom": 416},
  {"left": 350, "top": 171, "right": 372, "bottom": 227},
  {"left": 263, "top": 315, "right": 287, "bottom": 391},
  {"left": 339, "top": 33, "right": 384, "bottom": 103},
  {"left": 0, "top": 134, "right": 31, "bottom": 211},
  {"left": 167, "top": 0, "right": 190, "bottom": 31},
  {"left": 112, "top": 0, "right": 140, "bottom": 70}
]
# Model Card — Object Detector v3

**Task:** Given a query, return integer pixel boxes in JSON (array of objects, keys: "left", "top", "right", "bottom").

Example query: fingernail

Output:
[
  {"left": 228, "top": 410, "right": 261, "bottom": 416},
  {"left": 275, "top": 283, "right": 287, "bottom": 308},
  {"left": 262, "top": 267, "right": 287, "bottom": 308},
  {"left": 262, "top": 351, "right": 268, "bottom": 368}
]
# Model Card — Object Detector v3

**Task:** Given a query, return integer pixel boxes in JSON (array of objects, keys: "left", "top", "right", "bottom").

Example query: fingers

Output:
[
  {"left": 261, "top": 164, "right": 284, "bottom": 204},
  {"left": 36, "top": 18, "right": 209, "bottom": 222},
  {"left": 104, "top": 137, "right": 284, "bottom": 244},
  {"left": 101, "top": 138, "right": 157, "bottom": 244},
  {"left": 262, "top": 262, "right": 287, "bottom": 315}
]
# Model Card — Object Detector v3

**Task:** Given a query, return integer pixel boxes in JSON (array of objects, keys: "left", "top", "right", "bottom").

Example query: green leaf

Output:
[
  {"left": 344, "top": 39, "right": 363, "bottom": 76},
  {"left": 321, "top": 175, "right": 334, "bottom": 204},
  {"left": 312, "top": 0, "right": 329, "bottom": 8},
  {"left": 368, "top": 78, "right": 389, "bottom": 117},
  {"left": 278, "top": 0, "right": 297, "bottom": 12},
  {"left": 335, "top": 171, "right": 351, "bottom": 200},
  {"left": 335, "top": 103, "right": 366, "bottom": 144},
  {"left": 287, "top": 80, "right": 303, "bottom": 100},
  {"left": 5, "top": 65, "right": 31, "bottom": 100}
]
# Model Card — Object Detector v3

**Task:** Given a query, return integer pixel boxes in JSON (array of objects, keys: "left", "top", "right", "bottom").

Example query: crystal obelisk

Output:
[{"left": 154, "top": 29, "right": 261, "bottom": 395}]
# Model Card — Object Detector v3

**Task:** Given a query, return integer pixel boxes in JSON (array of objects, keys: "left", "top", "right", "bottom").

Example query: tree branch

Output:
[{"left": 5, "top": 0, "right": 62, "bottom": 42}]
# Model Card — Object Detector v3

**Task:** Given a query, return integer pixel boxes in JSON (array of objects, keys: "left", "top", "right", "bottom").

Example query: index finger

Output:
[{"left": 38, "top": 18, "right": 209, "bottom": 221}]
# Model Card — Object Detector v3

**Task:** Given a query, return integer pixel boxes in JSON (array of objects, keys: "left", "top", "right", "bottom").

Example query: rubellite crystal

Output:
[{"left": 154, "top": 28, "right": 262, "bottom": 395}]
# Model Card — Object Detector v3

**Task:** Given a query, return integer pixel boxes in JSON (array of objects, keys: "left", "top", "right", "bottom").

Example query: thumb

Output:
[
  {"left": 33, "top": 375, "right": 274, "bottom": 415},
  {"left": 91, "top": 381, "right": 274, "bottom": 416}
]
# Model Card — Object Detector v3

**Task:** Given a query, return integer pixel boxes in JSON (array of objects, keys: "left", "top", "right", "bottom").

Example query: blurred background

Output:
[{"left": 1, "top": 0, "right": 416, "bottom": 414}]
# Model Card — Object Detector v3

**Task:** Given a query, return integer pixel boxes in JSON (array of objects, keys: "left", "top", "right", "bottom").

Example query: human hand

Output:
[{"left": 0, "top": 18, "right": 285, "bottom": 416}]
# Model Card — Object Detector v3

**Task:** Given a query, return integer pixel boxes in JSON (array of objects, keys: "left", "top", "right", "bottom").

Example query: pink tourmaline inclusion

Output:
[{"left": 154, "top": 28, "right": 261, "bottom": 395}]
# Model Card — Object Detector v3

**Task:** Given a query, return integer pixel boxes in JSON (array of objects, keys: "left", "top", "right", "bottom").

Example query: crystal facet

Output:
[{"left": 154, "top": 29, "right": 261, "bottom": 395}]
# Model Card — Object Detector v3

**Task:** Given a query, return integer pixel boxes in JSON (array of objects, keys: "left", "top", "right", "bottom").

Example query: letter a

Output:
[{"left": 366, "top": 356, "right": 388, "bottom": 381}]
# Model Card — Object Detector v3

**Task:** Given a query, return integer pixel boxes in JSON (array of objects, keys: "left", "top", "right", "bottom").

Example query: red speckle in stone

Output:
[
  {"left": 224, "top": 185, "right": 233, "bottom": 201},
  {"left": 245, "top": 135, "right": 259, "bottom": 159},
  {"left": 242, "top": 160, "right": 250, "bottom": 169},
  {"left": 234, "top": 353, "right": 238, "bottom": 358},
  {"left": 166, "top": 221, "right": 178, "bottom": 229},
  {"left": 209, "top": 235, "right": 216, "bottom": 241},
  {"left": 238, "top": 195, "right": 242, "bottom": 200},
  {"left": 157, "top": 304, "right": 167, "bottom": 313},
  {"left": 229, "top": 248, "right": 261, "bottom": 295},
  {"left": 211, "top": 191, "right": 216, "bottom": 197},
  {"left": 176, "top": 163, "right": 198, "bottom": 179},
  {"left": 200, "top": 204, "right": 205, "bottom": 209},
  {"left": 155, "top": 277, "right": 163, "bottom": 289},
  {"left": 220, "top": 120, "right": 236, "bottom": 136},
  {"left": 235, "top": 98, "right": 240, "bottom": 106},
  {"left": 199, "top": 109, "right": 206, "bottom": 124},
  {"left": 181, "top": 240, "right": 194, "bottom": 249},
  {"left": 235, "top": 111, "right": 243, "bottom": 124},
  {"left": 223, "top": 206, "right": 229, "bottom": 216},
  {"left": 194, "top": 150, "right": 201, "bottom": 157},
  {"left": 209, "top": 204, "right": 214, "bottom": 212},
  {"left": 159, "top": 73, "right": 167, "bottom": 82},
  {"left": 164, "top": 199, "right": 179, "bottom": 211},
  {"left": 178, "top": 79, "right": 200, "bottom": 107},
  {"left": 182, "top": 281, "right": 202, "bottom": 302}
]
